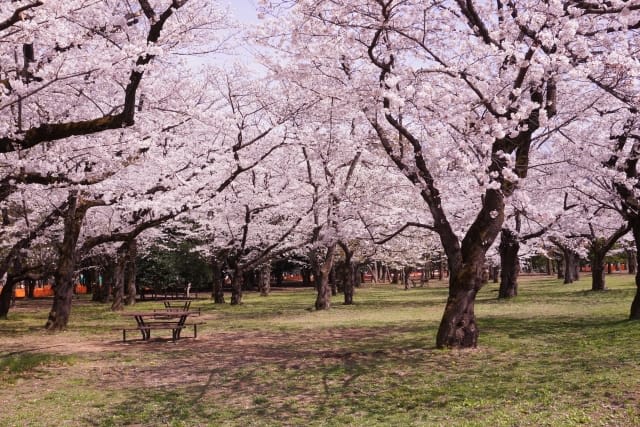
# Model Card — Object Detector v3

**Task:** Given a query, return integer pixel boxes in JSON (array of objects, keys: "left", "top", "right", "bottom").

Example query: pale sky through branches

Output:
[{"left": 229, "top": 0, "right": 258, "bottom": 23}]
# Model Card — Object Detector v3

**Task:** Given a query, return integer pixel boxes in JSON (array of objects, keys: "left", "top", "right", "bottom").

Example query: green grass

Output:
[{"left": 1, "top": 275, "right": 640, "bottom": 426}]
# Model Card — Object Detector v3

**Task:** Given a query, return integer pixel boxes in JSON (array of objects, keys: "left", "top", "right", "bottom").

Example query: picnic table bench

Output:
[{"left": 118, "top": 310, "right": 204, "bottom": 342}]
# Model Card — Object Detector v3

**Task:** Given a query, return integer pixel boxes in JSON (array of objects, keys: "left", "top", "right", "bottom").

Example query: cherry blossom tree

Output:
[{"left": 258, "top": 0, "right": 640, "bottom": 348}]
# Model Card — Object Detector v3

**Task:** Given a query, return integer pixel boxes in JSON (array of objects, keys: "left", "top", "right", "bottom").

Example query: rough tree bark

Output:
[
  {"left": 124, "top": 239, "right": 137, "bottom": 306},
  {"left": 338, "top": 242, "right": 355, "bottom": 305},
  {"left": 0, "top": 279, "right": 14, "bottom": 319},
  {"left": 230, "top": 263, "right": 244, "bottom": 305},
  {"left": 0, "top": 260, "right": 20, "bottom": 319},
  {"left": 628, "top": 249, "right": 638, "bottom": 275},
  {"left": 630, "top": 219, "right": 640, "bottom": 319},
  {"left": 311, "top": 244, "right": 336, "bottom": 310},
  {"left": 258, "top": 263, "right": 271, "bottom": 297},
  {"left": 499, "top": 228, "right": 520, "bottom": 299},
  {"left": 45, "top": 192, "right": 95, "bottom": 331},
  {"left": 562, "top": 249, "right": 577, "bottom": 284},
  {"left": 590, "top": 242, "right": 606, "bottom": 291},
  {"left": 211, "top": 253, "right": 226, "bottom": 304},
  {"left": 110, "top": 245, "right": 127, "bottom": 311},
  {"left": 556, "top": 258, "right": 564, "bottom": 279},
  {"left": 330, "top": 266, "right": 338, "bottom": 296},
  {"left": 590, "top": 231, "right": 628, "bottom": 291}
]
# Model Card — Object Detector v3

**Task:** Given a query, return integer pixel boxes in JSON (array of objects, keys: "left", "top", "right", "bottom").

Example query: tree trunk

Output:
[
  {"left": 110, "top": 250, "right": 127, "bottom": 311},
  {"left": 45, "top": 192, "right": 87, "bottom": 331},
  {"left": 330, "top": 266, "right": 338, "bottom": 296},
  {"left": 344, "top": 261, "right": 356, "bottom": 305},
  {"left": 591, "top": 257, "right": 606, "bottom": 291},
  {"left": 563, "top": 250, "right": 576, "bottom": 284},
  {"left": 312, "top": 245, "right": 336, "bottom": 310},
  {"left": 124, "top": 239, "right": 137, "bottom": 306},
  {"left": 436, "top": 264, "right": 482, "bottom": 348},
  {"left": 26, "top": 278, "right": 36, "bottom": 298},
  {"left": 627, "top": 249, "right": 637, "bottom": 274},
  {"left": 111, "top": 254, "right": 127, "bottom": 311},
  {"left": 95, "top": 261, "right": 114, "bottom": 303},
  {"left": 403, "top": 266, "right": 413, "bottom": 290},
  {"left": 498, "top": 228, "right": 520, "bottom": 299},
  {"left": 0, "top": 276, "right": 16, "bottom": 319},
  {"left": 630, "top": 221, "right": 640, "bottom": 319},
  {"left": 230, "top": 266, "right": 244, "bottom": 305},
  {"left": 0, "top": 257, "right": 21, "bottom": 319},
  {"left": 556, "top": 258, "right": 564, "bottom": 279},
  {"left": 368, "top": 263, "right": 378, "bottom": 285},
  {"left": 546, "top": 258, "right": 552, "bottom": 276},
  {"left": 258, "top": 263, "right": 271, "bottom": 297},
  {"left": 211, "top": 256, "right": 225, "bottom": 304},
  {"left": 339, "top": 243, "right": 355, "bottom": 305},
  {"left": 301, "top": 267, "right": 311, "bottom": 287}
]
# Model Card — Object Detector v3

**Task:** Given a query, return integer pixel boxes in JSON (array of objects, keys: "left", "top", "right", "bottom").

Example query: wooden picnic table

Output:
[
  {"left": 119, "top": 310, "right": 203, "bottom": 342},
  {"left": 162, "top": 299, "right": 192, "bottom": 311}
]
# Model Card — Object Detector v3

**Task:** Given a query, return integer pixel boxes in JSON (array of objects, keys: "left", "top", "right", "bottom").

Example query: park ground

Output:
[{"left": 1, "top": 276, "right": 640, "bottom": 426}]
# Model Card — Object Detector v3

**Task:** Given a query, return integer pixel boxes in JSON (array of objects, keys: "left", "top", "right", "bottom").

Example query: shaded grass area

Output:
[{"left": 1, "top": 275, "right": 640, "bottom": 426}]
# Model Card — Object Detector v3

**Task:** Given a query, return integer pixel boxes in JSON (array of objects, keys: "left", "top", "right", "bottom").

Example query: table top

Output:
[{"left": 120, "top": 311, "right": 195, "bottom": 317}]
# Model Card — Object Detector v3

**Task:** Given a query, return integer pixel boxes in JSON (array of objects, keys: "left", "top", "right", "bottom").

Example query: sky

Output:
[{"left": 228, "top": 0, "right": 259, "bottom": 23}]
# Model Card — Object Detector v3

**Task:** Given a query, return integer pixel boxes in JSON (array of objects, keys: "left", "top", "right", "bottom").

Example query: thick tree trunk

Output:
[
  {"left": 258, "top": 263, "right": 271, "bottom": 297},
  {"left": 556, "top": 258, "right": 564, "bottom": 279},
  {"left": 630, "top": 223, "right": 640, "bottom": 319},
  {"left": 627, "top": 249, "right": 637, "bottom": 274},
  {"left": 339, "top": 243, "right": 355, "bottom": 305},
  {"left": 563, "top": 250, "right": 576, "bottom": 284},
  {"left": 45, "top": 192, "right": 88, "bottom": 331},
  {"left": 312, "top": 245, "right": 336, "bottom": 310},
  {"left": 230, "top": 266, "right": 244, "bottom": 305},
  {"left": 211, "top": 256, "right": 225, "bottom": 304},
  {"left": 0, "top": 258, "right": 21, "bottom": 319},
  {"left": 330, "top": 266, "right": 338, "bottom": 296},
  {"left": 124, "top": 239, "right": 137, "bottom": 306},
  {"left": 110, "top": 251, "right": 126, "bottom": 311},
  {"left": 436, "top": 264, "right": 482, "bottom": 348},
  {"left": 0, "top": 277, "right": 15, "bottom": 319},
  {"left": 630, "top": 263, "right": 640, "bottom": 320},
  {"left": 591, "top": 239, "right": 607, "bottom": 291},
  {"left": 591, "top": 258, "right": 606, "bottom": 291},
  {"left": 498, "top": 228, "right": 520, "bottom": 299},
  {"left": 343, "top": 262, "right": 356, "bottom": 305},
  {"left": 546, "top": 258, "right": 552, "bottom": 275}
]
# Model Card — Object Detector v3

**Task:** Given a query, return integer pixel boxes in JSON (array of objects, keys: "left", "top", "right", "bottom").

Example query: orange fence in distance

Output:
[{"left": 9, "top": 284, "right": 88, "bottom": 298}]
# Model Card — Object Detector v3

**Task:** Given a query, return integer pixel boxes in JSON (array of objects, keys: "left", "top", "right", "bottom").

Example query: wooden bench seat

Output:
[{"left": 117, "top": 321, "right": 205, "bottom": 342}]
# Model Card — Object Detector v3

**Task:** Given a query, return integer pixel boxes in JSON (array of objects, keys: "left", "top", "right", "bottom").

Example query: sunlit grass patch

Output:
[{"left": 2, "top": 274, "right": 640, "bottom": 426}]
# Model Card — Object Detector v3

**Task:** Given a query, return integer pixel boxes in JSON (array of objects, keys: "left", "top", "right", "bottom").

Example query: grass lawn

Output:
[{"left": 1, "top": 275, "right": 639, "bottom": 426}]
